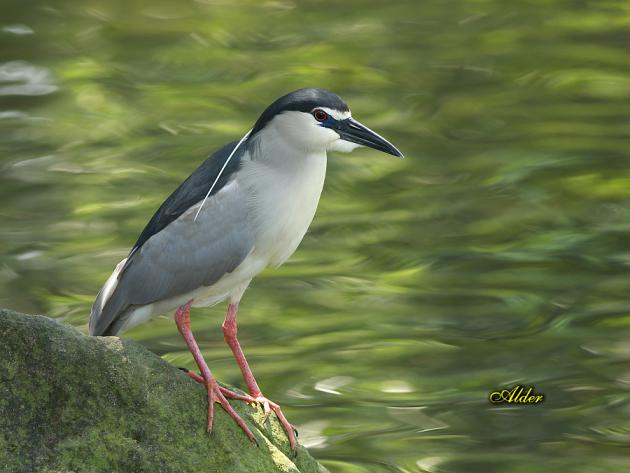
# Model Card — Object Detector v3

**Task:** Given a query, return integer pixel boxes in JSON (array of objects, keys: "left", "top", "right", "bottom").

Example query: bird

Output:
[{"left": 89, "top": 88, "right": 403, "bottom": 453}]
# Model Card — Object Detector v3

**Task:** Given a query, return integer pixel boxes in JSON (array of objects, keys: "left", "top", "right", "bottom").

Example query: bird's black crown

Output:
[{"left": 251, "top": 88, "right": 349, "bottom": 135}]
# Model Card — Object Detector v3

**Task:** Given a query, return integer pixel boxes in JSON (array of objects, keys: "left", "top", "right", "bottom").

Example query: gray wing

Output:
[
  {"left": 130, "top": 140, "right": 244, "bottom": 255},
  {"left": 89, "top": 142, "right": 254, "bottom": 336},
  {"left": 90, "top": 181, "right": 254, "bottom": 336}
]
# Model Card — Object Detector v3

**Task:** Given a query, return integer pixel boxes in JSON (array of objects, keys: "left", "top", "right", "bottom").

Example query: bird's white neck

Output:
[{"left": 239, "top": 125, "right": 328, "bottom": 267}]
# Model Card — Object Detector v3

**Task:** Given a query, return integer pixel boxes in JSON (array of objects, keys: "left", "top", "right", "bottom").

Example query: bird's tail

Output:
[{"left": 89, "top": 258, "right": 128, "bottom": 336}]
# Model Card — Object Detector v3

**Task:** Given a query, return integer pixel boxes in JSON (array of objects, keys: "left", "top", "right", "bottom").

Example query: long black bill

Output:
[{"left": 333, "top": 117, "right": 404, "bottom": 158}]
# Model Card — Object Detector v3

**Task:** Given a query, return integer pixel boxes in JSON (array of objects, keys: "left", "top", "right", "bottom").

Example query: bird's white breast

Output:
[{"left": 238, "top": 143, "right": 327, "bottom": 268}]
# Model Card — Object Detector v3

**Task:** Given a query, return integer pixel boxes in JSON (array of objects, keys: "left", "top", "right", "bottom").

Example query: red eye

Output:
[{"left": 313, "top": 109, "right": 328, "bottom": 122}]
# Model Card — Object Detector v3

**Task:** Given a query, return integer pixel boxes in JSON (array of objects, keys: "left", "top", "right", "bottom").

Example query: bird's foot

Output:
[
  {"left": 179, "top": 368, "right": 295, "bottom": 452},
  {"left": 205, "top": 378, "right": 258, "bottom": 446},
  {"left": 251, "top": 394, "right": 297, "bottom": 453},
  {"left": 180, "top": 368, "right": 256, "bottom": 403}
]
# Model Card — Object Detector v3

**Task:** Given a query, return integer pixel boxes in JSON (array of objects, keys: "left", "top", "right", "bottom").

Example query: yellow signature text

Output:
[{"left": 489, "top": 385, "right": 544, "bottom": 404}]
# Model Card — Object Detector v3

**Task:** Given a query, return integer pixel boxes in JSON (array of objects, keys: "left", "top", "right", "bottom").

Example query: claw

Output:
[
  {"left": 207, "top": 380, "right": 257, "bottom": 446},
  {"left": 262, "top": 399, "right": 272, "bottom": 418},
  {"left": 251, "top": 395, "right": 297, "bottom": 453}
]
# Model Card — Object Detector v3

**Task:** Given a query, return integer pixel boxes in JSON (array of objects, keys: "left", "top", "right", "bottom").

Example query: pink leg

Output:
[
  {"left": 174, "top": 302, "right": 257, "bottom": 445},
  {"left": 222, "top": 302, "right": 297, "bottom": 452}
]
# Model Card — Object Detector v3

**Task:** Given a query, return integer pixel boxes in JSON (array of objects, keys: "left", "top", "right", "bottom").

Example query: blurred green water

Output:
[{"left": 2, "top": 0, "right": 630, "bottom": 471}]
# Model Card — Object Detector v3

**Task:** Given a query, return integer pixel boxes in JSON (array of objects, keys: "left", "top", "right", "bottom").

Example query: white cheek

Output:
[
  {"left": 328, "top": 139, "right": 361, "bottom": 153},
  {"left": 316, "top": 125, "right": 340, "bottom": 143},
  {"left": 273, "top": 111, "right": 338, "bottom": 149}
]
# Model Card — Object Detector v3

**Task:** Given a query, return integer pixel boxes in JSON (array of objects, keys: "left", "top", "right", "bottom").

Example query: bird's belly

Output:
[
  {"left": 188, "top": 251, "right": 266, "bottom": 306},
  {"left": 243, "top": 154, "right": 327, "bottom": 267}
]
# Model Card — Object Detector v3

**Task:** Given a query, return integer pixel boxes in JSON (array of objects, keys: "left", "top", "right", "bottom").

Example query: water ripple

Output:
[{"left": 0, "top": 61, "right": 57, "bottom": 96}]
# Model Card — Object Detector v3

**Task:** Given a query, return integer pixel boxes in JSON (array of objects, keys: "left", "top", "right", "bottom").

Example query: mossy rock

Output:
[{"left": 0, "top": 309, "right": 327, "bottom": 473}]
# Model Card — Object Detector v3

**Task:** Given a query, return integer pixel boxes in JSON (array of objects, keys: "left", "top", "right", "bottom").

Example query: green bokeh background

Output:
[{"left": 2, "top": 1, "right": 630, "bottom": 471}]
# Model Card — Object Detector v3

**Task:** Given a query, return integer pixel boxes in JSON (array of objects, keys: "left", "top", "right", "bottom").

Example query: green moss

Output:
[{"left": 0, "top": 309, "right": 327, "bottom": 473}]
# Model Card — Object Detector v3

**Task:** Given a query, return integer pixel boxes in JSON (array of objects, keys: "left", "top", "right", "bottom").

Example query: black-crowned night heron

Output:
[{"left": 89, "top": 88, "right": 403, "bottom": 452}]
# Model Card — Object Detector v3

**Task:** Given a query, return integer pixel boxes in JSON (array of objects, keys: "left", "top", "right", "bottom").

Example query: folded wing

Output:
[{"left": 89, "top": 141, "right": 253, "bottom": 336}]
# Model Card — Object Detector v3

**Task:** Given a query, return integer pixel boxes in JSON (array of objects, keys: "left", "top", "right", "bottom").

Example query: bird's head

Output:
[{"left": 249, "top": 88, "right": 403, "bottom": 158}]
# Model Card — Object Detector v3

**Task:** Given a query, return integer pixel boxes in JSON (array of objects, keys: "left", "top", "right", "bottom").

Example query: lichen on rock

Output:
[{"left": 0, "top": 309, "right": 327, "bottom": 473}]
